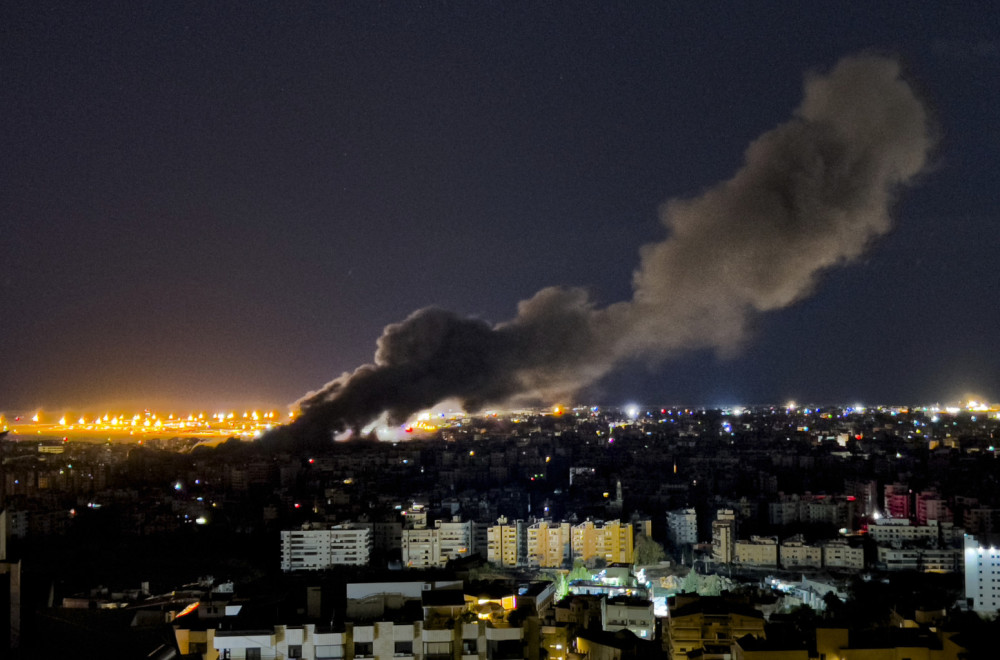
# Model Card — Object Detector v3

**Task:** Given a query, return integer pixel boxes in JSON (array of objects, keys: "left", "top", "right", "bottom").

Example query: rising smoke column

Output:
[{"left": 293, "top": 54, "right": 934, "bottom": 436}]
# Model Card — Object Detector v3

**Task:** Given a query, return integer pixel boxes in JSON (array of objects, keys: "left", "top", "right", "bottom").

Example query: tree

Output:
[
  {"left": 682, "top": 570, "right": 700, "bottom": 594},
  {"left": 699, "top": 573, "right": 723, "bottom": 596},
  {"left": 634, "top": 533, "right": 666, "bottom": 566},
  {"left": 555, "top": 572, "right": 569, "bottom": 600},
  {"left": 568, "top": 560, "right": 592, "bottom": 583},
  {"left": 822, "top": 590, "right": 845, "bottom": 620}
]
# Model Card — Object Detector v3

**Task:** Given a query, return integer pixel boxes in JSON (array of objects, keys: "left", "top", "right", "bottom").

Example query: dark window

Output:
[
  {"left": 247, "top": 649, "right": 261, "bottom": 660},
  {"left": 394, "top": 640, "right": 413, "bottom": 655},
  {"left": 289, "top": 645, "right": 303, "bottom": 658},
  {"left": 355, "top": 641, "right": 374, "bottom": 657},
  {"left": 462, "top": 639, "right": 478, "bottom": 654}
]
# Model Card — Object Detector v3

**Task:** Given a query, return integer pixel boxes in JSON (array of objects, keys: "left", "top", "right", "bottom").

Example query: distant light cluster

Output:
[{"left": 1, "top": 407, "right": 291, "bottom": 439}]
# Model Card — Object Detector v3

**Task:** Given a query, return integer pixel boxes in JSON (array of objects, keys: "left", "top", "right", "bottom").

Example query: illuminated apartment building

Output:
[
  {"left": 280, "top": 523, "right": 372, "bottom": 571},
  {"left": 965, "top": 534, "right": 1000, "bottom": 615},
  {"left": 400, "top": 517, "right": 474, "bottom": 569},
  {"left": 486, "top": 516, "right": 525, "bottom": 567},
  {"left": 527, "top": 521, "right": 572, "bottom": 568},
  {"left": 570, "top": 520, "right": 635, "bottom": 565}
]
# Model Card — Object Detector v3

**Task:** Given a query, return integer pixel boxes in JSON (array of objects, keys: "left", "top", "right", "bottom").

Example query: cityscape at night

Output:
[{"left": 3, "top": 2, "right": 1000, "bottom": 659}]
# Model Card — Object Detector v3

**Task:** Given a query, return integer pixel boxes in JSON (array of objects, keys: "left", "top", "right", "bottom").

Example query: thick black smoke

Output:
[{"left": 293, "top": 54, "right": 934, "bottom": 436}]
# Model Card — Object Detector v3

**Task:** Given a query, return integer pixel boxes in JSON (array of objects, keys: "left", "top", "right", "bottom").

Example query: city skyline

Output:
[{"left": 3, "top": 4, "right": 998, "bottom": 412}]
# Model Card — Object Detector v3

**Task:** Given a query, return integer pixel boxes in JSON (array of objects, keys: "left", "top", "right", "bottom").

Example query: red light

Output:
[
  {"left": 405, "top": 427, "right": 413, "bottom": 433},
  {"left": 855, "top": 434, "right": 862, "bottom": 440},
  {"left": 661, "top": 409, "right": 666, "bottom": 414},
  {"left": 294, "top": 503, "right": 301, "bottom": 509},
  {"left": 308, "top": 458, "right": 314, "bottom": 464}
]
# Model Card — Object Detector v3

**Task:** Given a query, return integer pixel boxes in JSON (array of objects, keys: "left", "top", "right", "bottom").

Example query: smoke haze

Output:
[{"left": 293, "top": 54, "right": 934, "bottom": 435}]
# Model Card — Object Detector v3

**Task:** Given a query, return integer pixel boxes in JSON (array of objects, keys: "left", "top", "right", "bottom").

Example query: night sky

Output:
[{"left": 2, "top": 2, "right": 998, "bottom": 413}]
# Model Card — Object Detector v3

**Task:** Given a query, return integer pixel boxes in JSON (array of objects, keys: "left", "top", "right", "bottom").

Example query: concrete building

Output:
[
  {"left": 965, "top": 534, "right": 1000, "bottom": 615},
  {"left": 845, "top": 479, "right": 878, "bottom": 519},
  {"left": 768, "top": 494, "right": 854, "bottom": 528},
  {"left": 820, "top": 539, "right": 865, "bottom": 570},
  {"left": 570, "top": 520, "right": 634, "bottom": 566},
  {"left": 734, "top": 536, "right": 778, "bottom": 568},
  {"left": 869, "top": 518, "right": 956, "bottom": 547},
  {"left": 355, "top": 519, "right": 403, "bottom": 557},
  {"left": 180, "top": 617, "right": 521, "bottom": 660},
  {"left": 963, "top": 507, "right": 1000, "bottom": 536},
  {"left": 401, "top": 527, "right": 442, "bottom": 568},
  {"left": 666, "top": 508, "right": 698, "bottom": 548},
  {"left": 815, "top": 626, "right": 967, "bottom": 660},
  {"left": 884, "top": 483, "right": 911, "bottom": 519},
  {"left": 878, "top": 546, "right": 961, "bottom": 572},
  {"left": 916, "top": 490, "right": 953, "bottom": 525},
  {"left": 712, "top": 509, "right": 736, "bottom": 564},
  {"left": 667, "top": 594, "right": 765, "bottom": 660},
  {"left": 435, "top": 518, "right": 474, "bottom": 563},
  {"left": 175, "top": 578, "right": 546, "bottom": 660},
  {"left": 486, "top": 516, "right": 525, "bottom": 567},
  {"left": 779, "top": 535, "right": 822, "bottom": 569},
  {"left": 280, "top": 523, "right": 372, "bottom": 571},
  {"left": 527, "top": 521, "right": 571, "bottom": 568},
  {"left": 600, "top": 595, "right": 654, "bottom": 639}
]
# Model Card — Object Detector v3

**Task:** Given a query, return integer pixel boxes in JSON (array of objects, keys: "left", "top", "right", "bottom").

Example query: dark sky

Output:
[{"left": 2, "top": 2, "right": 998, "bottom": 412}]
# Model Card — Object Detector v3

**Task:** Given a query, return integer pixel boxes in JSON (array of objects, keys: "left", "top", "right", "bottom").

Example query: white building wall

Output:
[
  {"left": 436, "top": 519, "right": 474, "bottom": 561},
  {"left": 402, "top": 527, "right": 442, "bottom": 568},
  {"left": 966, "top": 535, "right": 1000, "bottom": 615},
  {"left": 281, "top": 525, "right": 372, "bottom": 571}
]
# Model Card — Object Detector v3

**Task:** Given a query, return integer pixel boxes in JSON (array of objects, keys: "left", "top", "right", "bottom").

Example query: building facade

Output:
[
  {"left": 280, "top": 524, "right": 372, "bottom": 571},
  {"left": 965, "top": 535, "right": 1000, "bottom": 615},
  {"left": 667, "top": 508, "right": 698, "bottom": 548},
  {"left": 712, "top": 509, "right": 736, "bottom": 564}
]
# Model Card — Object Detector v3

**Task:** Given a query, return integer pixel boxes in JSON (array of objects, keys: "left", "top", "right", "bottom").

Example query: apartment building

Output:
[
  {"left": 965, "top": 535, "right": 1000, "bottom": 615},
  {"left": 734, "top": 536, "right": 778, "bottom": 568},
  {"left": 820, "top": 538, "right": 865, "bottom": 570},
  {"left": 779, "top": 535, "right": 822, "bottom": 569},
  {"left": 712, "top": 509, "right": 736, "bottom": 564},
  {"left": 486, "top": 516, "right": 525, "bottom": 568},
  {"left": 527, "top": 521, "right": 571, "bottom": 568},
  {"left": 666, "top": 508, "right": 698, "bottom": 548},
  {"left": 570, "top": 520, "right": 635, "bottom": 565},
  {"left": 280, "top": 523, "right": 372, "bottom": 571}
]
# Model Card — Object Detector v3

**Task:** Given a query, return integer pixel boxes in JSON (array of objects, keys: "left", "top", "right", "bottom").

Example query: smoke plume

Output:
[{"left": 293, "top": 54, "right": 934, "bottom": 436}]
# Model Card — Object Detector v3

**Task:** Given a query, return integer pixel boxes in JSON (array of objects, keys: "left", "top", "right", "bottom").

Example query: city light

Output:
[{"left": 2, "top": 406, "right": 288, "bottom": 441}]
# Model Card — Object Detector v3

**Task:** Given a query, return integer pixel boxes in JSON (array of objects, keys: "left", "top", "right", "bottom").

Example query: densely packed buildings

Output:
[{"left": 4, "top": 403, "right": 1000, "bottom": 656}]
